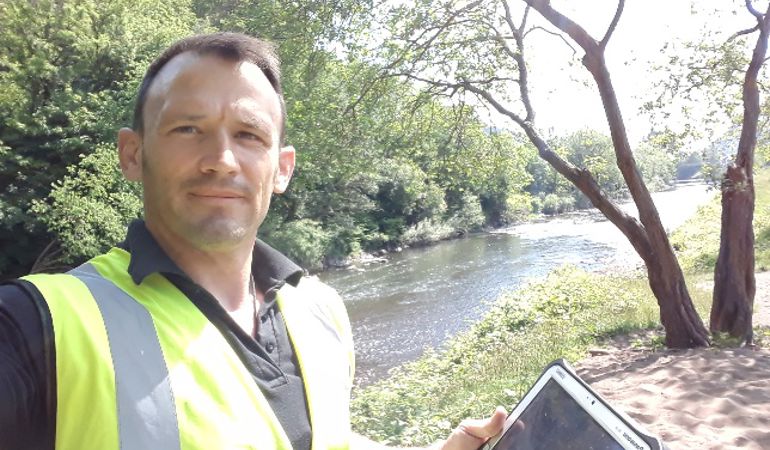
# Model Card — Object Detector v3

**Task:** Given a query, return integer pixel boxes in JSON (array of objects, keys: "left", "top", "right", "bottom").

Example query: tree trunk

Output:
[
  {"left": 710, "top": 3, "right": 770, "bottom": 344},
  {"left": 712, "top": 165, "right": 756, "bottom": 342},
  {"left": 645, "top": 235, "right": 711, "bottom": 347}
]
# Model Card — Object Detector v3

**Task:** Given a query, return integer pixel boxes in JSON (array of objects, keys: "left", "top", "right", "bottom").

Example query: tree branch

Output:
[
  {"left": 728, "top": 24, "right": 760, "bottom": 42},
  {"left": 735, "top": 2, "right": 770, "bottom": 171},
  {"left": 344, "top": 0, "right": 484, "bottom": 115},
  {"left": 502, "top": 0, "right": 537, "bottom": 122},
  {"left": 746, "top": 0, "right": 764, "bottom": 20},
  {"left": 524, "top": 0, "right": 664, "bottom": 235},
  {"left": 518, "top": 3, "right": 530, "bottom": 34},
  {"left": 461, "top": 82, "right": 652, "bottom": 259},
  {"left": 599, "top": 0, "right": 625, "bottom": 50},
  {"left": 523, "top": 0, "right": 599, "bottom": 52},
  {"left": 395, "top": 73, "right": 518, "bottom": 87},
  {"left": 522, "top": 26, "right": 578, "bottom": 56}
]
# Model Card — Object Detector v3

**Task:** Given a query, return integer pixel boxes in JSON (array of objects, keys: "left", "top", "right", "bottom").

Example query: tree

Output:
[
  {"left": 648, "top": 1, "right": 770, "bottom": 343},
  {"left": 373, "top": 0, "right": 710, "bottom": 346},
  {"left": 711, "top": 2, "right": 770, "bottom": 343}
]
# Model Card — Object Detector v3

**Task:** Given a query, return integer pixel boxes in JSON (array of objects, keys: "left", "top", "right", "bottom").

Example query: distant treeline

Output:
[{"left": 0, "top": 0, "right": 689, "bottom": 277}]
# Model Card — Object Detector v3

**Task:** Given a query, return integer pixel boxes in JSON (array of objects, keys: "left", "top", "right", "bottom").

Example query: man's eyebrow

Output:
[
  {"left": 238, "top": 115, "right": 273, "bottom": 132},
  {"left": 174, "top": 114, "right": 206, "bottom": 122},
  {"left": 158, "top": 113, "right": 207, "bottom": 126}
]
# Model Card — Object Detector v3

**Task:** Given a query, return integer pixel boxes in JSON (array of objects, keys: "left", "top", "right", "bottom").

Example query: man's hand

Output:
[
  {"left": 438, "top": 406, "right": 507, "bottom": 450},
  {"left": 351, "top": 407, "right": 507, "bottom": 450}
]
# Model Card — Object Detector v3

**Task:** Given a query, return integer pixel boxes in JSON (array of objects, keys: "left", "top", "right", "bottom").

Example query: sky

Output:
[{"left": 494, "top": 0, "right": 755, "bottom": 145}]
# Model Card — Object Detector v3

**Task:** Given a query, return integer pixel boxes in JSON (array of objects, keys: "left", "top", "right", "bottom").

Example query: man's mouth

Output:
[{"left": 189, "top": 191, "right": 245, "bottom": 199}]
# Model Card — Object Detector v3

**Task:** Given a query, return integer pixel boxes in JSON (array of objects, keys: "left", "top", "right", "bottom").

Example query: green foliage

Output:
[
  {"left": 560, "top": 130, "right": 624, "bottom": 198},
  {"left": 0, "top": 0, "right": 197, "bottom": 278},
  {"left": 0, "top": 0, "right": 704, "bottom": 277},
  {"left": 501, "top": 192, "right": 533, "bottom": 224},
  {"left": 447, "top": 192, "right": 485, "bottom": 234},
  {"left": 754, "top": 168, "right": 770, "bottom": 271},
  {"left": 540, "top": 193, "right": 575, "bottom": 216},
  {"left": 351, "top": 266, "right": 661, "bottom": 445},
  {"left": 261, "top": 219, "right": 330, "bottom": 271},
  {"left": 31, "top": 144, "right": 142, "bottom": 268},
  {"left": 524, "top": 129, "right": 678, "bottom": 212},
  {"left": 375, "top": 159, "right": 447, "bottom": 227},
  {"left": 670, "top": 199, "right": 721, "bottom": 272},
  {"left": 400, "top": 219, "right": 455, "bottom": 247},
  {"left": 635, "top": 137, "right": 679, "bottom": 191}
]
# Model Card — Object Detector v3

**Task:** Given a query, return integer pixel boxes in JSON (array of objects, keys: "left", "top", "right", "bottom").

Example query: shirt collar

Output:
[{"left": 121, "top": 220, "right": 304, "bottom": 292}]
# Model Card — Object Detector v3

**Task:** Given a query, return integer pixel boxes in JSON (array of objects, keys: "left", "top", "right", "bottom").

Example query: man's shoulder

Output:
[
  {"left": 0, "top": 279, "right": 44, "bottom": 314},
  {"left": 291, "top": 275, "right": 340, "bottom": 299},
  {"left": 0, "top": 279, "right": 56, "bottom": 448},
  {"left": 0, "top": 279, "right": 51, "bottom": 335}
]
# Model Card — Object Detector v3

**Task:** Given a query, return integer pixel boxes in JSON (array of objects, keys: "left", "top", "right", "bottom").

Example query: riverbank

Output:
[
  {"left": 323, "top": 181, "right": 702, "bottom": 272},
  {"left": 350, "top": 168, "right": 770, "bottom": 447}
]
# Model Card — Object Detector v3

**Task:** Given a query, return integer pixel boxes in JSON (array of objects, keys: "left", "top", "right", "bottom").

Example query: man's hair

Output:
[{"left": 132, "top": 32, "right": 287, "bottom": 145}]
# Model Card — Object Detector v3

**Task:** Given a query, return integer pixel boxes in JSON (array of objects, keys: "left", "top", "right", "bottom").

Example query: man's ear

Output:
[
  {"left": 273, "top": 145, "right": 296, "bottom": 194},
  {"left": 118, "top": 127, "right": 142, "bottom": 182}
]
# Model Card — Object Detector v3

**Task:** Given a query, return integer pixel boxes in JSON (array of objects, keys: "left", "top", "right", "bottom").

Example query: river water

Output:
[{"left": 318, "top": 184, "right": 715, "bottom": 385}]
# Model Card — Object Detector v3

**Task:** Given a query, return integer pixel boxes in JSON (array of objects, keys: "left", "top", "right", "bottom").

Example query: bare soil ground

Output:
[{"left": 575, "top": 272, "right": 770, "bottom": 450}]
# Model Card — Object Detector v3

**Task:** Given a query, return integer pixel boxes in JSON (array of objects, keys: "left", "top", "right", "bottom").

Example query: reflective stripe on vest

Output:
[
  {"left": 68, "top": 263, "right": 180, "bottom": 450},
  {"left": 24, "top": 247, "right": 354, "bottom": 450}
]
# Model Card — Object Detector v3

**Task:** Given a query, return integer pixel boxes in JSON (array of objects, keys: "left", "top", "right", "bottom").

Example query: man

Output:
[{"left": 0, "top": 32, "right": 505, "bottom": 449}]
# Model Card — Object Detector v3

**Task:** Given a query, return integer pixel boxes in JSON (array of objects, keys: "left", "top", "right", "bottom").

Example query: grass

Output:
[
  {"left": 350, "top": 167, "right": 770, "bottom": 446},
  {"left": 351, "top": 268, "right": 663, "bottom": 445}
]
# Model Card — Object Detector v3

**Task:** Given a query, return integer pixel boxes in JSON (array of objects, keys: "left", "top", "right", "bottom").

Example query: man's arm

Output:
[
  {"left": 0, "top": 283, "right": 54, "bottom": 449},
  {"left": 351, "top": 407, "right": 507, "bottom": 450}
]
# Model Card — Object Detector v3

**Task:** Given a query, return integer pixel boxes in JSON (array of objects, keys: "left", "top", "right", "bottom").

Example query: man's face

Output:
[{"left": 120, "top": 52, "right": 294, "bottom": 252}]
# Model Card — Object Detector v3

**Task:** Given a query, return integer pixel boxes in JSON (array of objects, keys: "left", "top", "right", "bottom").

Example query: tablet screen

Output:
[{"left": 493, "top": 379, "right": 625, "bottom": 450}]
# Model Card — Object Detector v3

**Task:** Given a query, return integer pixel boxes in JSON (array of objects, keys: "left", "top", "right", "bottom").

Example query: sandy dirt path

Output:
[{"left": 575, "top": 272, "right": 770, "bottom": 449}]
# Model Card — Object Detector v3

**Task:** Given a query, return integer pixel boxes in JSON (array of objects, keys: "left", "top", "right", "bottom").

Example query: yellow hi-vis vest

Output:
[{"left": 23, "top": 247, "right": 355, "bottom": 450}]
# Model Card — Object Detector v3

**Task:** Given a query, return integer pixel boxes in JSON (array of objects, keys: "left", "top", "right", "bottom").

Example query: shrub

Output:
[
  {"left": 541, "top": 193, "right": 561, "bottom": 215},
  {"left": 501, "top": 192, "right": 533, "bottom": 224},
  {"left": 400, "top": 219, "right": 454, "bottom": 247},
  {"left": 261, "top": 219, "right": 330, "bottom": 270},
  {"left": 447, "top": 192, "right": 484, "bottom": 233},
  {"left": 31, "top": 143, "right": 142, "bottom": 268}
]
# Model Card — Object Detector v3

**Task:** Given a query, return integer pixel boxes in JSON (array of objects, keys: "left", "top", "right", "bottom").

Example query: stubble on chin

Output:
[{"left": 180, "top": 215, "right": 253, "bottom": 250}]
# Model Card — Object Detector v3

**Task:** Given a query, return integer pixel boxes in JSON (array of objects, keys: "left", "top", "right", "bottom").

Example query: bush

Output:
[
  {"left": 541, "top": 193, "right": 561, "bottom": 215},
  {"left": 261, "top": 219, "right": 330, "bottom": 270},
  {"left": 31, "top": 143, "right": 142, "bottom": 268},
  {"left": 376, "top": 160, "right": 446, "bottom": 224},
  {"left": 447, "top": 192, "right": 484, "bottom": 233},
  {"left": 501, "top": 192, "right": 533, "bottom": 224},
  {"left": 400, "top": 219, "right": 455, "bottom": 247}
]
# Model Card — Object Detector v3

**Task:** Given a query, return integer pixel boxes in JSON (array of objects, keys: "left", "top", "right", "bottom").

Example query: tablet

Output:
[{"left": 481, "top": 359, "right": 665, "bottom": 450}]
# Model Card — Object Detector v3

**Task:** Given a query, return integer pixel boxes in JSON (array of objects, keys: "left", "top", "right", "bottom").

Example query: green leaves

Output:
[
  {"left": 0, "top": 0, "right": 195, "bottom": 278},
  {"left": 31, "top": 143, "right": 142, "bottom": 267}
]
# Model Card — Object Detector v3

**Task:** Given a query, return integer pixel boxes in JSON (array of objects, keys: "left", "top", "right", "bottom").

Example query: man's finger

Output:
[
  {"left": 458, "top": 406, "right": 507, "bottom": 439},
  {"left": 441, "top": 406, "right": 508, "bottom": 450}
]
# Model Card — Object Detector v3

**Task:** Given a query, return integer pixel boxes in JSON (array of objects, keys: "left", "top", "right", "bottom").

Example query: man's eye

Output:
[
  {"left": 173, "top": 126, "right": 198, "bottom": 134},
  {"left": 236, "top": 131, "right": 261, "bottom": 141}
]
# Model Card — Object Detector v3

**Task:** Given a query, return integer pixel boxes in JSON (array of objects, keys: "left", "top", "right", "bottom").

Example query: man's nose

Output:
[{"left": 200, "top": 130, "right": 239, "bottom": 174}]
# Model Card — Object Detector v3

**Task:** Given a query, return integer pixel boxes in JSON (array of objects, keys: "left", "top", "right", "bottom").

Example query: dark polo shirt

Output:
[{"left": 0, "top": 220, "right": 312, "bottom": 450}]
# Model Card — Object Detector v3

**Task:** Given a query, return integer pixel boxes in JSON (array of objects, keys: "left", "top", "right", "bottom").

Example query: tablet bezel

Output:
[{"left": 483, "top": 362, "right": 651, "bottom": 450}]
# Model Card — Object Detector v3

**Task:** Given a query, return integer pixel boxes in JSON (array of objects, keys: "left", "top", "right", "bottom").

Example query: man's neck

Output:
[{"left": 146, "top": 224, "right": 261, "bottom": 313}]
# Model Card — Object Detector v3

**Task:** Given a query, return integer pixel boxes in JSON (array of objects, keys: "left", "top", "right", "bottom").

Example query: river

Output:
[{"left": 318, "top": 184, "right": 715, "bottom": 386}]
